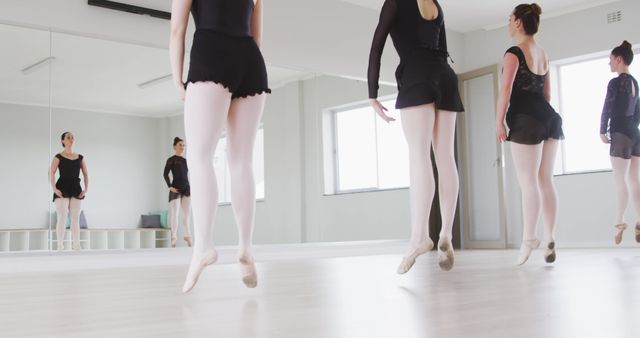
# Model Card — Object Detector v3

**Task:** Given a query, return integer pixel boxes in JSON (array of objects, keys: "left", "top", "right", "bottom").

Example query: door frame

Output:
[{"left": 457, "top": 64, "right": 508, "bottom": 249}]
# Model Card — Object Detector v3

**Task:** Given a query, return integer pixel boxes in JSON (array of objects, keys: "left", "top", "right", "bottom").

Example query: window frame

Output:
[
  {"left": 326, "top": 94, "right": 410, "bottom": 195},
  {"left": 553, "top": 48, "right": 640, "bottom": 176}
]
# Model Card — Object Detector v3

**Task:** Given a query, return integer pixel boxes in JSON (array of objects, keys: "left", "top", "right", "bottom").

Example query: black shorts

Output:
[
  {"left": 506, "top": 92, "right": 564, "bottom": 145},
  {"left": 610, "top": 132, "right": 640, "bottom": 159},
  {"left": 395, "top": 49, "right": 464, "bottom": 112},
  {"left": 186, "top": 30, "right": 270, "bottom": 99}
]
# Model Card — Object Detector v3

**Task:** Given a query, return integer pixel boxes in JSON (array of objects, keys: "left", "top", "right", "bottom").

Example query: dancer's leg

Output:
[
  {"left": 396, "top": 103, "right": 436, "bottom": 274},
  {"left": 226, "top": 94, "right": 266, "bottom": 288},
  {"left": 182, "top": 82, "right": 232, "bottom": 292}
]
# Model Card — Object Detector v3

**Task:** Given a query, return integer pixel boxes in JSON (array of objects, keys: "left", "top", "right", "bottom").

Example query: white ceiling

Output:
[
  {"left": 342, "top": 0, "right": 621, "bottom": 32},
  {"left": 0, "top": 23, "right": 309, "bottom": 117}
]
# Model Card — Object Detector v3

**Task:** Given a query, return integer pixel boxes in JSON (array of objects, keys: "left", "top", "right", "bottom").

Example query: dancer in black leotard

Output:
[
  {"left": 368, "top": 0, "right": 464, "bottom": 273},
  {"left": 170, "top": 0, "right": 268, "bottom": 292},
  {"left": 496, "top": 4, "right": 563, "bottom": 265},
  {"left": 163, "top": 137, "right": 192, "bottom": 248},
  {"left": 599, "top": 41, "right": 640, "bottom": 245},
  {"left": 49, "top": 132, "right": 89, "bottom": 251}
]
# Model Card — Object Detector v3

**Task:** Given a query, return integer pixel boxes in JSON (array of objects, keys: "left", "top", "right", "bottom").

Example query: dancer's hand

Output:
[
  {"left": 54, "top": 189, "right": 63, "bottom": 198},
  {"left": 370, "top": 99, "right": 395, "bottom": 123},
  {"left": 600, "top": 133, "right": 610, "bottom": 144},
  {"left": 175, "top": 81, "right": 186, "bottom": 101},
  {"left": 79, "top": 190, "right": 87, "bottom": 198},
  {"left": 169, "top": 187, "right": 179, "bottom": 193},
  {"left": 496, "top": 122, "right": 508, "bottom": 143}
]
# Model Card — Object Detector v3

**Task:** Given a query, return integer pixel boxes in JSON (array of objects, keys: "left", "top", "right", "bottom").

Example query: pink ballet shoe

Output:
[
  {"left": 614, "top": 223, "right": 627, "bottom": 245},
  {"left": 239, "top": 255, "right": 258, "bottom": 288},
  {"left": 437, "top": 236, "right": 455, "bottom": 271},
  {"left": 397, "top": 239, "right": 434, "bottom": 274},
  {"left": 635, "top": 223, "right": 640, "bottom": 243},
  {"left": 517, "top": 239, "right": 540, "bottom": 265},
  {"left": 182, "top": 250, "right": 218, "bottom": 293},
  {"left": 184, "top": 236, "right": 192, "bottom": 247},
  {"left": 171, "top": 237, "right": 177, "bottom": 248}
]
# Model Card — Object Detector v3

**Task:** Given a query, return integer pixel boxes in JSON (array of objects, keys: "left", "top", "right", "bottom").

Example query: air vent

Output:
[{"left": 607, "top": 10, "right": 622, "bottom": 24}]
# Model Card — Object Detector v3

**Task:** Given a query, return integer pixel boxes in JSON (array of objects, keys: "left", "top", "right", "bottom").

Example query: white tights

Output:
[
  {"left": 54, "top": 197, "right": 82, "bottom": 249},
  {"left": 610, "top": 156, "right": 640, "bottom": 225},
  {"left": 400, "top": 103, "right": 459, "bottom": 248},
  {"left": 183, "top": 82, "right": 265, "bottom": 258},
  {"left": 169, "top": 196, "right": 191, "bottom": 239},
  {"left": 510, "top": 140, "right": 559, "bottom": 243}
]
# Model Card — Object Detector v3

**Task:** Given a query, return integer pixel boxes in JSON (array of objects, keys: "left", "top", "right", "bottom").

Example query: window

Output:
[
  {"left": 329, "top": 98, "right": 409, "bottom": 193},
  {"left": 556, "top": 52, "right": 640, "bottom": 174},
  {"left": 213, "top": 128, "right": 265, "bottom": 203}
]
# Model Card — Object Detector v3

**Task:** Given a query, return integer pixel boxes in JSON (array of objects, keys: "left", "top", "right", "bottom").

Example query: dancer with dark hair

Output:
[
  {"left": 368, "top": 0, "right": 464, "bottom": 273},
  {"left": 600, "top": 41, "right": 640, "bottom": 245},
  {"left": 496, "top": 4, "right": 564, "bottom": 265},
  {"left": 163, "top": 137, "right": 192, "bottom": 248},
  {"left": 49, "top": 132, "right": 89, "bottom": 251}
]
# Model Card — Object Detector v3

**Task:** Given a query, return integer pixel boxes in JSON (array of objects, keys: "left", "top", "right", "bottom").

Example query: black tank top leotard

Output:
[
  {"left": 601, "top": 73, "right": 640, "bottom": 159},
  {"left": 53, "top": 154, "right": 84, "bottom": 202},
  {"left": 191, "top": 0, "right": 254, "bottom": 37},
  {"left": 164, "top": 155, "right": 191, "bottom": 202},
  {"left": 367, "top": 0, "right": 463, "bottom": 111},
  {"left": 185, "top": 0, "right": 271, "bottom": 98},
  {"left": 504, "top": 46, "right": 564, "bottom": 144}
]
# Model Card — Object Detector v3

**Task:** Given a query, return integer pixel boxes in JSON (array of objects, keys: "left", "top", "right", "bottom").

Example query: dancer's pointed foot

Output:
[
  {"left": 239, "top": 254, "right": 257, "bottom": 288},
  {"left": 72, "top": 242, "right": 81, "bottom": 251},
  {"left": 517, "top": 239, "right": 540, "bottom": 265},
  {"left": 182, "top": 250, "right": 218, "bottom": 293},
  {"left": 635, "top": 223, "right": 640, "bottom": 243},
  {"left": 437, "top": 236, "right": 455, "bottom": 271},
  {"left": 171, "top": 237, "right": 177, "bottom": 248},
  {"left": 184, "top": 236, "right": 193, "bottom": 247},
  {"left": 614, "top": 223, "right": 628, "bottom": 245},
  {"left": 544, "top": 240, "right": 556, "bottom": 263},
  {"left": 397, "top": 239, "right": 434, "bottom": 274},
  {"left": 57, "top": 242, "right": 64, "bottom": 252}
]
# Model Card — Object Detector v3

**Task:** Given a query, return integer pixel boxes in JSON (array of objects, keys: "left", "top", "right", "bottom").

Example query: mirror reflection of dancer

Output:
[
  {"left": 599, "top": 41, "right": 640, "bottom": 245},
  {"left": 163, "top": 137, "right": 193, "bottom": 248},
  {"left": 496, "top": 4, "right": 563, "bottom": 265},
  {"left": 368, "top": 0, "right": 465, "bottom": 273},
  {"left": 171, "top": 0, "right": 270, "bottom": 292},
  {"left": 49, "top": 132, "right": 89, "bottom": 251}
]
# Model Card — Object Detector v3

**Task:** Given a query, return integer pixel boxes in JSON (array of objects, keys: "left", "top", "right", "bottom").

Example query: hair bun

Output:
[
  {"left": 621, "top": 40, "right": 633, "bottom": 49},
  {"left": 530, "top": 3, "right": 542, "bottom": 16}
]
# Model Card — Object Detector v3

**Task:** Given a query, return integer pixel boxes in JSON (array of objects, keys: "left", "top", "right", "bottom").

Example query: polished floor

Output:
[{"left": 1, "top": 242, "right": 639, "bottom": 338}]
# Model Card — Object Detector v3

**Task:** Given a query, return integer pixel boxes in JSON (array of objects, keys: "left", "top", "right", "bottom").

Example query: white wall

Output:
[
  {"left": 460, "top": 0, "right": 640, "bottom": 248},
  {"left": 0, "top": 103, "right": 50, "bottom": 228}
]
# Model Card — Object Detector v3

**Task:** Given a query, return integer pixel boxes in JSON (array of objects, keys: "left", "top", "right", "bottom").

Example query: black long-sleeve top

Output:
[
  {"left": 600, "top": 73, "right": 640, "bottom": 137},
  {"left": 367, "top": 0, "right": 450, "bottom": 99},
  {"left": 163, "top": 155, "right": 190, "bottom": 191}
]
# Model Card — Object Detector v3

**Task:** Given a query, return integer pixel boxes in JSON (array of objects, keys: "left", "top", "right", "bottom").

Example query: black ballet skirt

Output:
[
  {"left": 505, "top": 47, "right": 564, "bottom": 144},
  {"left": 601, "top": 73, "right": 640, "bottom": 159},
  {"left": 164, "top": 155, "right": 191, "bottom": 202},
  {"left": 185, "top": 0, "right": 270, "bottom": 99},
  {"left": 53, "top": 154, "right": 84, "bottom": 202},
  {"left": 368, "top": 0, "right": 464, "bottom": 111}
]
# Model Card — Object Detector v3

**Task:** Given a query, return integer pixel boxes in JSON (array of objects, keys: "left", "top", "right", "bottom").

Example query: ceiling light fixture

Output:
[
  {"left": 21, "top": 57, "right": 56, "bottom": 75},
  {"left": 138, "top": 74, "right": 173, "bottom": 89}
]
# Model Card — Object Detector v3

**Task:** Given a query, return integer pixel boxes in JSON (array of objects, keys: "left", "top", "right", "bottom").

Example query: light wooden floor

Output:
[{"left": 1, "top": 243, "right": 639, "bottom": 338}]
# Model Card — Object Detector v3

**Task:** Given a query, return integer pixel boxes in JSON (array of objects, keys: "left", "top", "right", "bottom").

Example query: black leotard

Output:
[
  {"left": 504, "top": 46, "right": 564, "bottom": 144},
  {"left": 191, "top": 0, "right": 254, "bottom": 37},
  {"left": 367, "top": 0, "right": 463, "bottom": 111},
  {"left": 164, "top": 155, "right": 191, "bottom": 201},
  {"left": 185, "top": 0, "right": 271, "bottom": 99},
  {"left": 53, "top": 154, "right": 84, "bottom": 202},
  {"left": 601, "top": 73, "right": 640, "bottom": 158}
]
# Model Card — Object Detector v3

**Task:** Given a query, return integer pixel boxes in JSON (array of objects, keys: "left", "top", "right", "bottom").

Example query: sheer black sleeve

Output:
[
  {"left": 367, "top": 0, "right": 397, "bottom": 99},
  {"left": 163, "top": 158, "right": 172, "bottom": 188},
  {"left": 601, "top": 79, "right": 618, "bottom": 134},
  {"left": 436, "top": 1, "right": 449, "bottom": 61}
]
